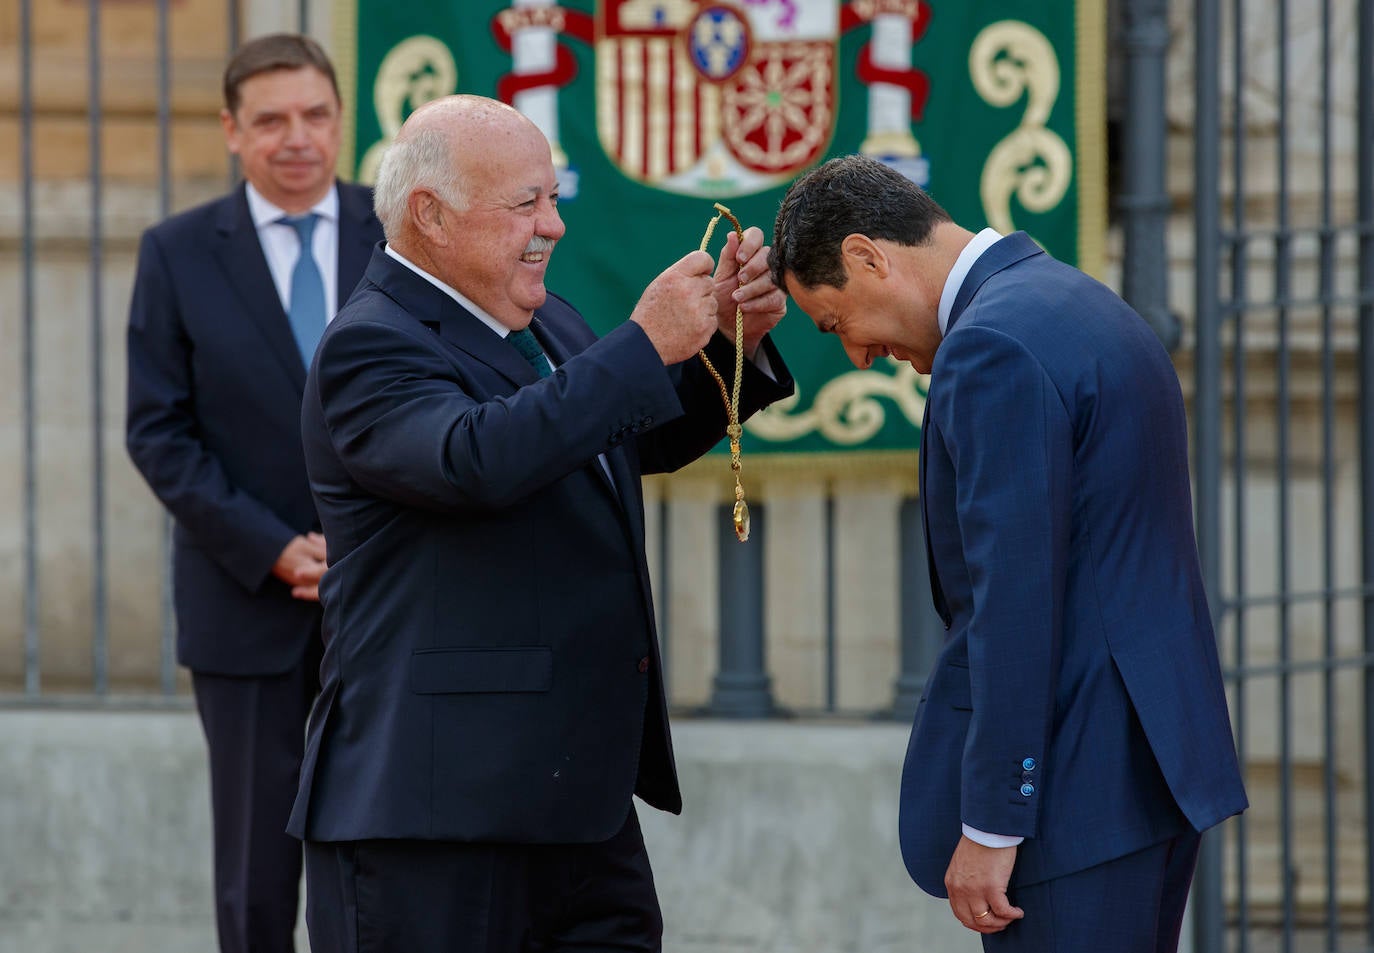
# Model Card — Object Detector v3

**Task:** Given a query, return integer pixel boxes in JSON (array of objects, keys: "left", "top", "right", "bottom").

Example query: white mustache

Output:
[{"left": 524, "top": 236, "right": 555, "bottom": 255}]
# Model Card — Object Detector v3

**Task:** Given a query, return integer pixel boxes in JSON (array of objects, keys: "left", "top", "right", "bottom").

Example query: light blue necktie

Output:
[
  {"left": 282, "top": 213, "right": 326, "bottom": 367},
  {"left": 507, "top": 327, "right": 553, "bottom": 378}
]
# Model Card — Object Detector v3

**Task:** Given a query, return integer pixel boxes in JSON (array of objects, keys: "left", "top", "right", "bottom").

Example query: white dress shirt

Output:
[{"left": 937, "top": 227, "right": 1004, "bottom": 337}]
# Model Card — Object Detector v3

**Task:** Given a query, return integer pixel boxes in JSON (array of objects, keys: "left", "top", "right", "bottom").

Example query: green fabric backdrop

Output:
[{"left": 335, "top": 0, "right": 1103, "bottom": 460}]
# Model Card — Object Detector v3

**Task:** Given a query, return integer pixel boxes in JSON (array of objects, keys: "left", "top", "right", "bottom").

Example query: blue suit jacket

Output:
[
  {"left": 125, "top": 182, "right": 382, "bottom": 675},
  {"left": 287, "top": 247, "right": 793, "bottom": 844},
  {"left": 899, "top": 233, "right": 1247, "bottom": 895}
]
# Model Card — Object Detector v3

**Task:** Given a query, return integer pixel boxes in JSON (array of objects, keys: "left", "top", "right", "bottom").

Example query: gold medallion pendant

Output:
[{"left": 732, "top": 497, "right": 750, "bottom": 542}]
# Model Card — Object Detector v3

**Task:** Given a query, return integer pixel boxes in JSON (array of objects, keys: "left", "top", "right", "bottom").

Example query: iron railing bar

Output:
[
  {"left": 1273, "top": 0, "right": 1298, "bottom": 940},
  {"left": 825, "top": 494, "right": 837, "bottom": 713},
  {"left": 1119, "top": 0, "right": 1178, "bottom": 347},
  {"left": 1192, "top": 0, "right": 1227, "bottom": 948},
  {"left": 88, "top": 0, "right": 109, "bottom": 698},
  {"left": 227, "top": 0, "right": 241, "bottom": 187},
  {"left": 1229, "top": 0, "right": 1252, "bottom": 942},
  {"left": 1222, "top": 650, "right": 1374, "bottom": 681},
  {"left": 1318, "top": 0, "right": 1340, "bottom": 946},
  {"left": 707, "top": 504, "right": 774, "bottom": 717},
  {"left": 20, "top": 0, "right": 39, "bottom": 697},
  {"left": 1357, "top": 0, "right": 1374, "bottom": 944},
  {"left": 1220, "top": 292, "right": 1374, "bottom": 313},
  {"left": 891, "top": 497, "right": 929, "bottom": 720},
  {"left": 155, "top": 0, "right": 176, "bottom": 698},
  {"left": 1223, "top": 583, "right": 1374, "bottom": 611},
  {"left": 1220, "top": 222, "right": 1374, "bottom": 244},
  {"left": 228, "top": 0, "right": 241, "bottom": 67}
]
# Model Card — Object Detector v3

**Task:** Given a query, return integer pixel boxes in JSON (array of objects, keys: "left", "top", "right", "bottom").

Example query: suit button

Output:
[
  {"left": 640, "top": 416, "right": 653, "bottom": 428},
  {"left": 1022, "top": 757, "right": 1037, "bottom": 771},
  {"left": 1020, "top": 783, "right": 1035, "bottom": 797},
  {"left": 1021, "top": 771, "right": 1034, "bottom": 783},
  {"left": 638, "top": 657, "right": 650, "bottom": 673}
]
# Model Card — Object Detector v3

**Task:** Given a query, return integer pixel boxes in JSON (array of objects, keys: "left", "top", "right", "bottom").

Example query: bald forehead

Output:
[{"left": 400, "top": 95, "right": 527, "bottom": 141}]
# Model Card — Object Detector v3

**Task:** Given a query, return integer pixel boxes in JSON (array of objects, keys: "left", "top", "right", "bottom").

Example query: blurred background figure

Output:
[{"left": 124, "top": 32, "right": 383, "bottom": 953}]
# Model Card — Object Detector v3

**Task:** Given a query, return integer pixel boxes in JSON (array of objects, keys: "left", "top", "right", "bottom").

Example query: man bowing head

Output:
[{"left": 771, "top": 154, "right": 1246, "bottom": 953}]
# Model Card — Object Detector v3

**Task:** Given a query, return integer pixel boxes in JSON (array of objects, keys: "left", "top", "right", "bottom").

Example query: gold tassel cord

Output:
[{"left": 697, "top": 202, "right": 750, "bottom": 542}]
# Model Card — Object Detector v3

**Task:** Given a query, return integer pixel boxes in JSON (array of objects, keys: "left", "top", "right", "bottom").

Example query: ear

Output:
[
  {"left": 839, "top": 234, "right": 890, "bottom": 280},
  {"left": 408, "top": 189, "right": 450, "bottom": 247},
  {"left": 219, "top": 108, "right": 241, "bottom": 155}
]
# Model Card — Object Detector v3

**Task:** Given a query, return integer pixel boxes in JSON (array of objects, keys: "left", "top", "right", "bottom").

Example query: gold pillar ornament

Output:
[{"left": 696, "top": 203, "right": 750, "bottom": 542}]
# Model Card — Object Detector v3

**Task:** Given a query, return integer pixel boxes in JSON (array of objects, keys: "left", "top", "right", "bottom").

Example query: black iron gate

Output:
[{"left": 1192, "top": 0, "right": 1374, "bottom": 950}]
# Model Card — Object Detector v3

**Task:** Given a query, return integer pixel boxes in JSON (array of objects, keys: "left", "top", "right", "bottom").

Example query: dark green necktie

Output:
[{"left": 507, "top": 327, "right": 553, "bottom": 379}]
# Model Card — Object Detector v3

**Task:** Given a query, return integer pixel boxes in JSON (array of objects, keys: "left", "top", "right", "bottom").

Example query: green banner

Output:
[{"left": 336, "top": 0, "right": 1103, "bottom": 460}]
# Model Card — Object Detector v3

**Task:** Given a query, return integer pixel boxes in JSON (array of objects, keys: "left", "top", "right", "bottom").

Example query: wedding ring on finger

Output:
[{"left": 974, "top": 909, "right": 992, "bottom": 920}]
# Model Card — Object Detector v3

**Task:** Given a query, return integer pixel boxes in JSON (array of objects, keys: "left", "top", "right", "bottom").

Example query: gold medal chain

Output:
[{"left": 697, "top": 203, "right": 750, "bottom": 542}]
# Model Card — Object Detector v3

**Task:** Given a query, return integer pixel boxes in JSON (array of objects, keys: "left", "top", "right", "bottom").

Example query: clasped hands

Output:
[
  {"left": 631, "top": 225, "right": 787, "bottom": 366},
  {"left": 273, "top": 531, "right": 327, "bottom": 602}
]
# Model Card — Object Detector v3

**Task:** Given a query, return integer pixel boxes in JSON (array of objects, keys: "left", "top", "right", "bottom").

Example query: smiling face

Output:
[
  {"left": 785, "top": 236, "right": 944, "bottom": 374},
  {"left": 436, "top": 118, "right": 566, "bottom": 329},
  {"left": 221, "top": 66, "right": 341, "bottom": 213}
]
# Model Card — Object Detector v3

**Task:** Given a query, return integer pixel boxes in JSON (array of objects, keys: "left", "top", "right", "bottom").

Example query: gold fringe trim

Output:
[
  {"left": 334, "top": 0, "right": 360, "bottom": 179},
  {"left": 1075, "top": 0, "right": 1108, "bottom": 279}
]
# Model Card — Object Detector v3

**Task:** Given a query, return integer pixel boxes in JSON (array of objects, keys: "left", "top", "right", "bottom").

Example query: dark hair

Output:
[
  {"left": 770, "top": 154, "right": 952, "bottom": 294},
  {"left": 223, "top": 33, "right": 339, "bottom": 115}
]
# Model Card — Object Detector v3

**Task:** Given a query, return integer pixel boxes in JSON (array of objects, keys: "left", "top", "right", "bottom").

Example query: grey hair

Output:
[{"left": 373, "top": 123, "right": 466, "bottom": 240}]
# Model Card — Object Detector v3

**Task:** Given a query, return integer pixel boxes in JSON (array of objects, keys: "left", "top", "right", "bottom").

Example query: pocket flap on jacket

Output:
[
  {"left": 937, "top": 660, "right": 973, "bottom": 711},
  {"left": 410, "top": 646, "right": 553, "bottom": 695}
]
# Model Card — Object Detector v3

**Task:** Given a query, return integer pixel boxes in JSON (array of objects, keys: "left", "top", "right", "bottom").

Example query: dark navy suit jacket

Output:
[
  {"left": 899, "top": 233, "right": 1247, "bottom": 895},
  {"left": 125, "top": 182, "right": 382, "bottom": 675},
  {"left": 287, "top": 247, "right": 793, "bottom": 844}
]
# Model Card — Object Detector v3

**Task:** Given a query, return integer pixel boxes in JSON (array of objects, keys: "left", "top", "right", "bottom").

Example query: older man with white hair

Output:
[{"left": 286, "top": 94, "right": 793, "bottom": 952}]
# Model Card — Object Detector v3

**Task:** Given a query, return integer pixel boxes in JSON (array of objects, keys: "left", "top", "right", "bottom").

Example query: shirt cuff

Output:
[{"left": 962, "top": 824, "right": 1024, "bottom": 849}]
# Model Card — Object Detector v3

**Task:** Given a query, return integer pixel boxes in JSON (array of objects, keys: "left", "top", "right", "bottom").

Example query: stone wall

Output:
[{"left": 0, "top": 711, "right": 976, "bottom": 953}]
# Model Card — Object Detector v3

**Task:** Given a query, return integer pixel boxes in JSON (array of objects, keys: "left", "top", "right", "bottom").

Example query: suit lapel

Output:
[
  {"left": 368, "top": 252, "right": 634, "bottom": 518},
  {"left": 921, "top": 233, "right": 1043, "bottom": 628},
  {"left": 211, "top": 185, "right": 308, "bottom": 393},
  {"left": 366, "top": 251, "right": 538, "bottom": 388}
]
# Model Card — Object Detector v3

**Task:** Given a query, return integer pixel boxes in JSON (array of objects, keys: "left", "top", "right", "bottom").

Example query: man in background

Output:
[
  {"left": 125, "top": 32, "right": 382, "bottom": 953},
  {"left": 770, "top": 154, "right": 1246, "bottom": 952}
]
